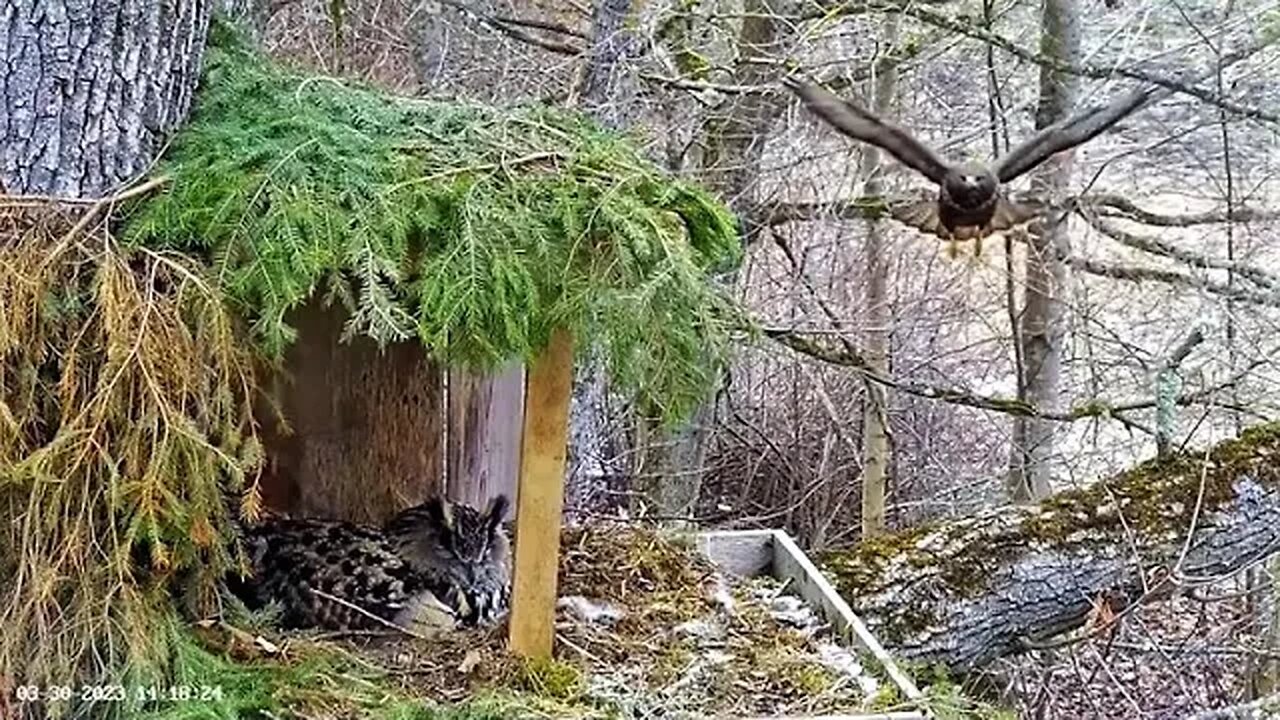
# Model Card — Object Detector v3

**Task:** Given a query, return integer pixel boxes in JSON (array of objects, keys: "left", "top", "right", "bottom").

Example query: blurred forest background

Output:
[{"left": 196, "top": 0, "right": 1280, "bottom": 715}]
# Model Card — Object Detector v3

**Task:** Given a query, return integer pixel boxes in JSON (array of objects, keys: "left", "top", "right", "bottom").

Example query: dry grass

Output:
[{"left": 0, "top": 193, "right": 261, "bottom": 716}]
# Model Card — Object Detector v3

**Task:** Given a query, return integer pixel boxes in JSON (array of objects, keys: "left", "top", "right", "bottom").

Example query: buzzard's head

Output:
[{"left": 942, "top": 166, "right": 999, "bottom": 210}]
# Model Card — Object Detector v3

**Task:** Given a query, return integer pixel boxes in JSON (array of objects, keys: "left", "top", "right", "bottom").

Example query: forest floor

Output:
[
  {"left": 186, "top": 521, "right": 1275, "bottom": 719},
  {"left": 335, "top": 524, "right": 898, "bottom": 717},
  {"left": 996, "top": 578, "right": 1262, "bottom": 719}
]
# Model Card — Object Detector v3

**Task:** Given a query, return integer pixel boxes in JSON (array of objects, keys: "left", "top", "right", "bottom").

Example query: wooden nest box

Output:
[{"left": 255, "top": 296, "right": 575, "bottom": 659}]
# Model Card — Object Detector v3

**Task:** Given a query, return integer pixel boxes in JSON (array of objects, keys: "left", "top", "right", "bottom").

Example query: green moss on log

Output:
[{"left": 820, "top": 422, "right": 1280, "bottom": 643}]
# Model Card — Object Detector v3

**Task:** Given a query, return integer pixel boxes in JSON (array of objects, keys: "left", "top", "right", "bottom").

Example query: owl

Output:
[
  {"left": 228, "top": 495, "right": 511, "bottom": 634},
  {"left": 383, "top": 494, "right": 511, "bottom": 626}
]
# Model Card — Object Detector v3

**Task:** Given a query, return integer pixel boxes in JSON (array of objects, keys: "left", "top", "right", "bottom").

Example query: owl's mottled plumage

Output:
[{"left": 230, "top": 495, "right": 511, "bottom": 633}]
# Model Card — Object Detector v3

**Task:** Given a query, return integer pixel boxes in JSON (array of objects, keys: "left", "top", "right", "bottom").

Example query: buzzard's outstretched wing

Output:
[
  {"left": 988, "top": 196, "right": 1045, "bottom": 232},
  {"left": 994, "top": 84, "right": 1160, "bottom": 182},
  {"left": 887, "top": 194, "right": 945, "bottom": 236},
  {"left": 785, "top": 78, "right": 953, "bottom": 186}
]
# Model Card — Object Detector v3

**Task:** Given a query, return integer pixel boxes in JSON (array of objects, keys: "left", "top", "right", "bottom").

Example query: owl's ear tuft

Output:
[
  {"left": 424, "top": 497, "right": 455, "bottom": 531},
  {"left": 484, "top": 495, "right": 510, "bottom": 535}
]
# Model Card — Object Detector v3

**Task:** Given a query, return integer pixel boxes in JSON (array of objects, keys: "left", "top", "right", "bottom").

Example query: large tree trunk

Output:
[
  {"left": 823, "top": 422, "right": 1280, "bottom": 673},
  {"left": 572, "top": 0, "right": 646, "bottom": 512},
  {"left": 635, "top": 0, "right": 790, "bottom": 522},
  {"left": 857, "top": 16, "right": 901, "bottom": 538},
  {"left": 1006, "top": 0, "right": 1080, "bottom": 503},
  {"left": 0, "top": 0, "right": 212, "bottom": 198},
  {"left": 217, "top": 0, "right": 269, "bottom": 46},
  {"left": 577, "top": 0, "right": 643, "bottom": 128}
]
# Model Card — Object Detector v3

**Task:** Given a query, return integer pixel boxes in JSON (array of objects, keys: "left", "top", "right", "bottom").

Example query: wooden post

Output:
[{"left": 508, "top": 328, "right": 575, "bottom": 657}]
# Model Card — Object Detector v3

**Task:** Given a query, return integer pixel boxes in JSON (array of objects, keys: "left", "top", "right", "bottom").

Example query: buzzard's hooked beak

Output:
[{"left": 962, "top": 175, "right": 983, "bottom": 187}]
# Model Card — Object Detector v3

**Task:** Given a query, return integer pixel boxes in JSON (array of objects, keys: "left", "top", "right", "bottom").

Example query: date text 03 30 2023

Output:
[{"left": 12, "top": 684, "right": 226, "bottom": 703}]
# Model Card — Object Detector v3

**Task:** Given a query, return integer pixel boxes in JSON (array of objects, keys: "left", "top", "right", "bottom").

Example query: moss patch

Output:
[
  {"left": 132, "top": 621, "right": 512, "bottom": 720},
  {"left": 819, "top": 422, "right": 1280, "bottom": 643}
]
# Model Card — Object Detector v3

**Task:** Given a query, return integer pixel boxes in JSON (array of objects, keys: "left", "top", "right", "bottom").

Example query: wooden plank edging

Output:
[
  {"left": 696, "top": 529, "right": 926, "bottom": 715},
  {"left": 768, "top": 531, "right": 924, "bottom": 702}
]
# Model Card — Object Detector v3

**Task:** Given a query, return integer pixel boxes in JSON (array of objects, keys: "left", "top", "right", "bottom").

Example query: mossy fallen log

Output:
[{"left": 820, "top": 422, "right": 1280, "bottom": 673}]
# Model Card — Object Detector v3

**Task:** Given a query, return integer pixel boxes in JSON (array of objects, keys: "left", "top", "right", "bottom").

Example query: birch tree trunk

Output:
[
  {"left": 0, "top": 0, "right": 212, "bottom": 198},
  {"left": 1006, "top": 0, "right": 1080, "bottom": 503},
  {"left": 857, "top": 17, "right": 901, "bottom": 538}
]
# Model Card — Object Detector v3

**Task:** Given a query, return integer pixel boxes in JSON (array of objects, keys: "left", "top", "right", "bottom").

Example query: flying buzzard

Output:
[{"left": 784, "top": 76, "right": 1159, "bottom": 255}]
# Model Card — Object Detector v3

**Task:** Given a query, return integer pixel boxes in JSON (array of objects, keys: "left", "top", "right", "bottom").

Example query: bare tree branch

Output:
[
  {"left": 1087, "top": 193, "right": 1280, "bottom": 228},
  {"left": 1079, "top": 208, "right": 1280, "bottom": 291},
  {"left": 763, "top": 326, "right": 1260, "bottom": 425},
  {"left": 764, "top": 192, "right": 1279, "bottom": 231},
  {"left": 436, "top": 0, "right": 586, "bottom": 56},
  {"left": 807, "top": 1, "right": 1280, "bottom": 123},
  {"left": 766, "top": 217, "right": 1264, "bottom": 427},
  {"left": 1062, "top": 253, "right": 1280, "bottom": 309}
]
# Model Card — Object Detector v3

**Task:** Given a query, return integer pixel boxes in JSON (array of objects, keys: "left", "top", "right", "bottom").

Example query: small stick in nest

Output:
[
  {"left": 310, "top": 589, "right": 438, "bottom": 642},
  {"left": 555, "top": 632, "right": 604, "bottom": 665},
  {"left": 309, "top": 629, "right": 401, "bottom": 642}
]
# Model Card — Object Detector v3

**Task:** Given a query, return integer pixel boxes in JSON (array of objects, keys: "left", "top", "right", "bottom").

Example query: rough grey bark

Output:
[
  {"left": 696, "top": 0, "right": 788, "bottom": 244},
  {"left": 577, "top": 0, "right": 643, "bottom": 130},
  {"left": 568, "top": 0, "right": 646, "bottom": 508},
  {"left": 634, "top": 0, "right": 790, "bottom": 522},
  {"left": 827, "top": 423, "right": 1280, "bottom": 673},
  {"left": 1006, "top": 0, "right": 1079, "bottom": 503},
  {"left": 413, "top": 0, "right": 458, "bottom": 92},
  {"left": 0, "top": 0, "right": 212, "bottom": 198},
  {"left": 217, "top": 0, "right": 268, "bottom": 44},
  {"left": 858, "top": 17, "right": 900, "bottom": 538}
]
